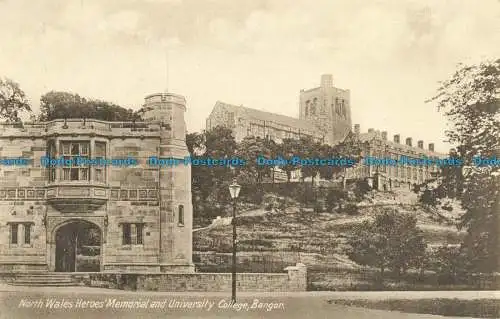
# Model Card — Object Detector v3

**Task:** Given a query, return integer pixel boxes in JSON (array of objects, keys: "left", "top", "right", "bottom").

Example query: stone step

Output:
[
  {"left": 12, "top": 278, "right": 74, "bottom": 283},
  {"left": 9, "top": 281, "right": 80, "bottom": 287},
  {"left": 7, "top": 272, "right": 80, "bottom": 287},
  {"left": 12, "top": 277, "right": 74, "bottom": 281},
  {"left": 13, "top": 275, "right": 72, "bottom": 279}
]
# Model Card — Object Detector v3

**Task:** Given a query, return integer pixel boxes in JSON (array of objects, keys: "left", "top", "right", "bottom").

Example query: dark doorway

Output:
[{"left": 55, "top": 221, "right": 101, "bottom": 272}]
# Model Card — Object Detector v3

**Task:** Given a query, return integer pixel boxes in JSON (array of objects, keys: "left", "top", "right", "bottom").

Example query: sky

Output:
[{"left": 1, "top": 0, "right": 499, "bottom": 152}]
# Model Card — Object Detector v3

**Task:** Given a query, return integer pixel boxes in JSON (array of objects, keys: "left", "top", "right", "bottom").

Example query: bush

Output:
[
  {"left": 341, "top": 203, "right": 359, "bottom": 215},
  {"left": 352, "top": 179, "right": 371, "bottom": 200},
  {"left": 314, "top": 201, "right": 324, "bottom": 213},
  {"left": 441, "top": 204, "right": 453, "bottom": 211},
  {"left": 429, "top": 245, "right": 469, "bottom": 285},
  {"left": 326, "top": 188, "right": 347, "bottom": 212}
]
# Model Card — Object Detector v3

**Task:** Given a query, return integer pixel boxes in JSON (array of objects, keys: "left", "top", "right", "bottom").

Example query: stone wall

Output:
[
  {"left": 83, "top": 263, "right": 307, "bottom": 292},
  {"left": 473, "top": 273, "right": 500, "bottom": 290},
  {"left": 0, "top": 136, "right": 48, "bottom": 272}
]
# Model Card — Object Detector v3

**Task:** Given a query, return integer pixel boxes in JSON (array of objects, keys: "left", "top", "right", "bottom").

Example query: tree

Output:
[
  {"left": 296, "top": 136, "right": 320, "bottom": 185},
  {"left": 438, "top": 148, "right": 464, "bottom": 199},
  {"left": 427, "top": 59, "right": 500, "bottom": 273},
  {"left": 0, "top": 78, "right": 31, "bottom": 121},
  {"left": 419, "top": 187, "right": 438, "bottom": 207},
  {"left": 186, "top": 126, "right": 237, "bottom": 221},
  {"left": 236, "top": 136, "right": 273, "bottom": 186},
  {"left": 352, "top": 179, "right": 371, "bottom": 200},
  {"left": 325, "top": 188, "right": 347, "bottom": 212},
  {"left": 39, "top": 91, "right": 141, "bottom": 121},
  {"left": 347, "top": 210, "right": 427, "bottom": 280},
  {"left": 430, "top": 245, "right": 469, "bottom": 284},
  {"left": 338, "top": 133, "right": 364, "bottom": 184},
  {"left": 276, "top": 138, "right": 302, "bottom": 183},
  {"left": 186, "top": 132, "right": 205, "bottom": 156}
]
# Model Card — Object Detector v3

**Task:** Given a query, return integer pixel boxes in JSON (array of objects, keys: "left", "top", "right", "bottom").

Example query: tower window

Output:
[
  {"left": 122, "top": 224, "right": 131, "bottom": 245},
  {"left": 136, "top": 224, "right": 144, "bottom": 245},
  {"left": 10, "top": 224, "right": 18, "bottom": 244},
  {"left": 24, "top": 223, "right": 31, "bottom": 244},
  {"left": 47, "top": 141, "right": 57, "bottom": 182},
  {"left": 178, "top": 205, "right": 184, "bottom": 226},
  {"left": 94, "top": 142, "right": 107, "bottom": 183}
]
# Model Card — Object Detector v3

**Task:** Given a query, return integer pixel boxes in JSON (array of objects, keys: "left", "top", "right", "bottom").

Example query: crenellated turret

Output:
[{"left": 142, "top": 92, "right": 194, "bottom": 272}]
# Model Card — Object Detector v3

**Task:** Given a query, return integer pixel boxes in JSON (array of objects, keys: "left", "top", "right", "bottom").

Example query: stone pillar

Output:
[{"left": 284, "top": 263, "right": 307, "bottom": 291}]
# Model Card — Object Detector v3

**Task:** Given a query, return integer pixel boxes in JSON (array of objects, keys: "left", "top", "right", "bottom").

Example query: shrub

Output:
[{"left": 342, "top": 203, "right": 359, "bottom": 215}]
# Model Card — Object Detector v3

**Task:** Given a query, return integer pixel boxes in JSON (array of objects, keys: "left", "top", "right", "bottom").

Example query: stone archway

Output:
[{"left": 53, "top": 220, "right": 102, "bottom": 272}]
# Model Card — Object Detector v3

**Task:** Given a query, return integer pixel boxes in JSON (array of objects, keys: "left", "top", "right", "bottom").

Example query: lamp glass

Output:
[{"left": 229, "top": 181, "right": 241, "bottom": 199}]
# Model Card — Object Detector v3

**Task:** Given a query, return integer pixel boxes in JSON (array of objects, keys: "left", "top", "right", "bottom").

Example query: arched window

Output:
[
  {"left": 178, "top": 205, "right": 184, "bottom": 226},
  {"left": 310, "top": 98, "right": 317, "bottom": 115}
]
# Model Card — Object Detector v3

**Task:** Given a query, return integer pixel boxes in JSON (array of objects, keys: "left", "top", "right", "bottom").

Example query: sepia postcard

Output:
[{"left": 0, "top": 0, "right": 499, "bottom": 318}]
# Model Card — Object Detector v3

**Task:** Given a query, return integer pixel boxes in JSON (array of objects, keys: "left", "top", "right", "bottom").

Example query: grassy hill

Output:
[
  {"left": 193, "top": 186, "right": 466, "bottom": 272},
  {"left": 194, "top": 190, "right": 463, "bottom": 263}
]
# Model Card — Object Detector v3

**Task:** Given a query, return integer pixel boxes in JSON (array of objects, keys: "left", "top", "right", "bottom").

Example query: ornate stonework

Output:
[{"left": 0, "top": 93, "right": 194, "bottom": 273}]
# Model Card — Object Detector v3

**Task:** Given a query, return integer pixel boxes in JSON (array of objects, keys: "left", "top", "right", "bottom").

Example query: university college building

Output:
[
  {"left": 206, "top": 74, "right": 446, "bottom": 186},
  {"left": 0, "top": 93, "right": 194, "bottom": 273},
  {"left": 348, "top": 125, "right": 444, "bottom": 190}
]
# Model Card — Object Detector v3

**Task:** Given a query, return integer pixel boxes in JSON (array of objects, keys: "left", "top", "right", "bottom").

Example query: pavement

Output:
[
  {"left": 0, "top": 284, "right": 498, "bottom": 319},
  {"left": 0, "top": 283, "right": 499, "bottom": 299}
]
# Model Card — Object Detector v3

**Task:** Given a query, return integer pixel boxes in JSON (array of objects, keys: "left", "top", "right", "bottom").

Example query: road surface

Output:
[{"left": 1, "top": 285, "right": 495, "bottom": 319}]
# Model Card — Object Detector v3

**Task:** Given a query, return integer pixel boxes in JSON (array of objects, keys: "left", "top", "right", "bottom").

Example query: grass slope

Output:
[{"left": 194, "top": 188, "right": 466, "bottom": 270}]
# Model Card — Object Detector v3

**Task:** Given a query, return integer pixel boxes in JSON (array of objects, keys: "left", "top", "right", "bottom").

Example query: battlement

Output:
[
  {"left": 355, "top": 124, "right": 442, "bottom": 155},
  {"left": 0, "top": 119, "right": 162, "bottom": 139},
  {"left": 143, "top": 93, "right": 186, "bottom": 109}
]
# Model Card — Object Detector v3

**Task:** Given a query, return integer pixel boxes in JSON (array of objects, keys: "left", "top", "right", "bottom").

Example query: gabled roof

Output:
[{"left": 214, "top": 101, "right": 318, "bottom": 133}]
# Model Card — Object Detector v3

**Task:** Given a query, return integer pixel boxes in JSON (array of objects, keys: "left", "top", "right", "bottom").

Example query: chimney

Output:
[
  {"left": 368, "top": 128, "right": 374, "bottom": 133},
  {"left": 406, "top": 137, "right": 412, "bottom": 147},
  {"left": 381, "top": 131, "right": 387, "bottom": 140},
  {"left": 354, "top": 124, "right": 360, "bottom": 135},
  {"left": 428, "top": 143, "right": 435, "bottom": 152},
  {"left": 418, "top": 140, "right": 424, "bottom": 148},
  {"left": 321, "top": 74, "right": 333, "bottom": 88},
  {"left": 394, "top": 134, "right": 400, "bottom": 143}
]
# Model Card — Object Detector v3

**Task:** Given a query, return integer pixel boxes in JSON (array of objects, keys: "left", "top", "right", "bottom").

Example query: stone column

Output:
[{"left": 284, "top": 263, "right": 307, "bottom": 291}]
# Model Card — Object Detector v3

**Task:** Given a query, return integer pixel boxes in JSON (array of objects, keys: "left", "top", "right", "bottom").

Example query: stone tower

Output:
[
  {"left": 299, "top": 74, "right": 352, "bottom": 145},
  {"left": 142, "top": 93, "right": 194, "bottom": 272}
]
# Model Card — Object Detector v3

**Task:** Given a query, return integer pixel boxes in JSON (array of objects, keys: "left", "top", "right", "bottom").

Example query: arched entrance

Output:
[{"left": 54, "top": 221, "right": 102, "bottom": 272}]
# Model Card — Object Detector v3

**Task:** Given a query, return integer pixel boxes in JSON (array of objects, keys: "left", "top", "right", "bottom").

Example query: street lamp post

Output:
[{"left": 228, "top": 179, "right": 241, "bottom": 303}]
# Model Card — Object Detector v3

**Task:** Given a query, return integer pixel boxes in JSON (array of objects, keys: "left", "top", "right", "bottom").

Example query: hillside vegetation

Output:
[{"left": 193, "top": 186, "right": 466, "bottom": 270}]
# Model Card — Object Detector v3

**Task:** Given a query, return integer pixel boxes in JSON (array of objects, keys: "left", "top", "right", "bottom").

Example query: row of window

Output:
[
  {"left": 48, "top": 141, "right": 106, "bottom": 182},
  {"left": 8, "top": 208, "right": 184, "bottom": 246},
  {"left": 246, "top": 125, "right": 315, "bottom": 141},
  {"left": 304, "top": 97, "right": 348, "bottom": 118}
]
